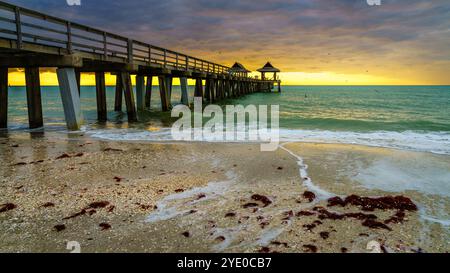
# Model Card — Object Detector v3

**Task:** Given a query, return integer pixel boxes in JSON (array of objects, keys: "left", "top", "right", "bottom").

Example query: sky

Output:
[{"left": 4, "top": 0, "right": 450, "bottom": 85}]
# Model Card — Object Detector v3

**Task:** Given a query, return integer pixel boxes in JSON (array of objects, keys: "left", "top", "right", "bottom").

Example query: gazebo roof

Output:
[
  {"left": 257, "top": 62, "right": 280, "bottom": 73},
  {"left": 229, "top": 62, "right": 251, "bottom": 73}
]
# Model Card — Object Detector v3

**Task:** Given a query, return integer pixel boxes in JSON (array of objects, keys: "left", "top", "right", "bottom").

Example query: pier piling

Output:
[
  {"left": 145, "top": 76, "right": 153, "bottom": 108},
  {"left": 114, "top": 75, "right": 123, "bottom": 112},
  {"left": 166, "top": 76, "right": 173, "bottom": 109},
  {"left": 56, "top": 68, "right": 84, "bottom": 130},
  {"left": 136, "top": 75, "right": 145, "bottom": 111},
  {"left": 180, "top": 77, "right": 189, "bottom": 105},
  {"left": 0, "top": 67, "right": 7, "bottom": 128},
  {"left": 95, "top": 72, "right": 107, "bottom": 122},
  {"left": 25, "top": 67, "right": 43, "bottom": 129},
  {"left": 194, "top": 78, "right": 203, "bottom": 99},
  {"left": 158, "top": 76, "right": 170, "bottom": 111},
  {"left": 121, "top": 72, "right": 138, "bottom": 122}
]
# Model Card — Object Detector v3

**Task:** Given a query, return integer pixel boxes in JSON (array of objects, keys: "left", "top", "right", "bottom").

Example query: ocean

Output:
[{"left": 5, "top": 85, "right": 450, "bottom": 155}]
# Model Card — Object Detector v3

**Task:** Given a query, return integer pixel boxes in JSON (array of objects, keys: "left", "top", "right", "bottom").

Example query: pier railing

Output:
[{"left": 0, "top": 1, "right": 229, "bottom": 74}]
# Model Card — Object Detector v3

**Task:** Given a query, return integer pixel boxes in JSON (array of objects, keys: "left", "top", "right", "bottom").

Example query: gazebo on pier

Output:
[
  {"left": 257, "top": 62, "right": 281, "bottom": 92},
  {"left": 229, "top": 62, "right": 251, "bottom": 78}
]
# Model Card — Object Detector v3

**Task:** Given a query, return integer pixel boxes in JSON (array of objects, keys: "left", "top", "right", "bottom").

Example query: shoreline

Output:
[{"left": 0, "top": 134, "right": 449, "bottom": 253}]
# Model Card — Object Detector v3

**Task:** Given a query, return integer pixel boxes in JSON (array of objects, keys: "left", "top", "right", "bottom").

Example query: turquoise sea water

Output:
[{"left": 4, "top": 85, "right": 450, "bottom": 154}]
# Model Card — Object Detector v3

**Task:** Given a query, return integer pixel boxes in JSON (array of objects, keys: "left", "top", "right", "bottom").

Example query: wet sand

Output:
[{"left": 0, "top": 134, "right": 448, "bottom": 253}]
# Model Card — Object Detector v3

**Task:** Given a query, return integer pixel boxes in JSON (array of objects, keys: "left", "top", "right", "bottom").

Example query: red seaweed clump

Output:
[
  {"left": 54, "top": 224, "right": 66, "bottom": 232},
  {"left": 345, "top": 212, "right": 377, "bottom": 221},
  {"left": 297, "top": 210, "right": 315, "bottom": 217},
  {"left": 316, "top": 208, "right": 345, "bottom": 220},
  {"left": 303, "top": 223, "right": 319, "bottom": 231},
  {"left": 99, "top": 223, "right": 111, "bottom": 231},
  {"left": 260, "top": 221, "right": 270, "bottom": 229},
  {"left": 282, "top": 210, "right": 294, "bottom": 221},
  {"left": 362, "top": 219, "right": 392, "bottom": 231},
  {"left": 87, "top": 201, "right": 110, "bottom": 209},
  {"left": 303, "top": 245, "right": 318, "bottom": 253},
  {"left": 384, "top": 210, "right": 406, "bottom": 224},
  {"left": 63, "top": 201, "right": 111, "bottom": 220},
  {"left": 103, "top": 148, "right": 123, "bottom": 152},
  {"left": 327, "top": 195, "right": 417, "bottom": 212},
  {"left": 196, "top": 194, "right": 206, "bottom": 200},
  {"left": 258, "top": 247, "right": 271, "bottom": 253},
  {"left": 42, "top": 202, "right": 55, "bottom": 208},
  {"left": 320, "top": 232, "right": 330, "bottom": 240},
  {"left": 271, "top": 241, "right": 289, "bottom": 248},
  {"left": 251, "top": 194, "right": 272, "bottom": 207},
  {"left": 225, "top": 212, "right": 236, "bottom": 218},
  {"left": 55, "top": 153, "right": 71, "bottom": 160},
  {"left": 63, "top": 209, "right": 87, "bottom": 220},
  {"left": 303, "top": 191, "right": 316, "bottom": 203},
  {"left": 215, "top": 236, "right": 226, "bottom": 242},
  {"left": 0, "top": 203, "right": 17, "bottom": 213},
  {"left": 242, "top": 203, "right": 259, "bottom": 209}
]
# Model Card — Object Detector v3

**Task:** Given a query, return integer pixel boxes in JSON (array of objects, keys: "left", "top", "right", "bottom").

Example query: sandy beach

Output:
[{"left": 0, "top": 133, "right": 448, "bottom": 253}]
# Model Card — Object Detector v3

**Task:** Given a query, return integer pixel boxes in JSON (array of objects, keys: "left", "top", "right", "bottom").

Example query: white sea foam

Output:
[{"left": 87, "top": 127, "right": 450, "bottom": 155}]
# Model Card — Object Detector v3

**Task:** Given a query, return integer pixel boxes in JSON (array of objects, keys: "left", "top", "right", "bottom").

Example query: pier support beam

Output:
[
  {"left": 180, "top": 77, "right": 189, "bottom": 106},
  {"left": 114, "top": 74, "right": 123, "bottom": 111},
  {"left": 224, "top": 80, "right": 230, "bottom": 99},
  {"left": 121, "top": 72, "right": 138, "bottom": 122},
  {"left": 166, "top": 76, "right": 173, "bottom": 109},
  {"left": 95, "top": 72, "right": 107, "bottom": 122},
  {"left": 25, "top": 67, "right": 43, "bottom": 129},
  {"left": 145, "top": 76, "right": 153, "bottom": 108},
  {"left": 0, "top": 67, "right": 7, "bottom": 128},
  {"left": 194, "top": 78, "right": 203, "bottom": 99},
  {"left": 75, "top": 70, "right": 81, "bottom": 94},
  {"left": 56, "top": 68, "right": 84, "bottom": 130},
  {"left": 205, "top": 78, "right": 211, "bottom": 102},
  {"left": 136, "top": 75, "right": 145, "bottom": 111},
  {"left": 158, "top": 76, "right": 170, "bottom": 111}
]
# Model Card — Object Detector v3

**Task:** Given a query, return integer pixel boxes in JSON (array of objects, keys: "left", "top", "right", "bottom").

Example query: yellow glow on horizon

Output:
[
  {"left": 7, "top": 70, "right": 431, "bottom": 86},
  {"left": 7, "top": 71, "right": 195, "bottom": 86},
  {"left": 273, "top": 72, "right": 413, "bottom": 85}
]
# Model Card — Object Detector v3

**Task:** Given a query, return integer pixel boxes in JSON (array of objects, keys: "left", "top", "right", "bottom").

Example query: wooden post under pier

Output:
[
  {"left": 121, "top": 72, "right": 138, "bottom": 122},
  {"left": 95, "top": 72, "right": 107, "bottom": 122},
  {"left": 166, "top": 76, "right": 173, "bottom": 108},
  {"left": 114, "top": 74, "right": 123, "bottom": 111},
  {"left": 194, "top": 78, "right": 204, "bottom": 99},
  {"left": 0, "top": 67, "right": 7, "bottom": 128},
  {"left": 145, "top": 76, "right": 153, "bottom": 108},
  {"left": 205, "top": 78, "right": 212, "bottom": 102},
  {"left": 158, "top": 76, "right": 170, "bottom": 111},
  {"left": 25, "top": 67, "right": 43, "bottom": 129},
  {"left": 75, "top": 70, "right": 81, "bottom": 94},
  {"left": 136, "top": 75, "right": 146, "bottom": 111},
  {"left": 180, "top": 77, "right": 189, "bottom": 106},
  {"left": 56, "top": 68, "right": 84, "bottom": 130}
]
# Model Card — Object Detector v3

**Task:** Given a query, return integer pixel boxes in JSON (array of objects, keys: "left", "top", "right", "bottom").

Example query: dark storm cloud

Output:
[{"left": 4, "top": 0, "right": 450, "bottom": 82}]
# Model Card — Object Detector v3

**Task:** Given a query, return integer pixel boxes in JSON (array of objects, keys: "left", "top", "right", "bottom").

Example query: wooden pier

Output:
[{"left": 0, "top": 1, "right": 280, "bottom": 131}]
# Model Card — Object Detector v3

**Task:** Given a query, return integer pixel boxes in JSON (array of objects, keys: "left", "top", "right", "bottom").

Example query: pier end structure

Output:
[{"left": 257, "top": 62, "right": 282, "bottom": 92}]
